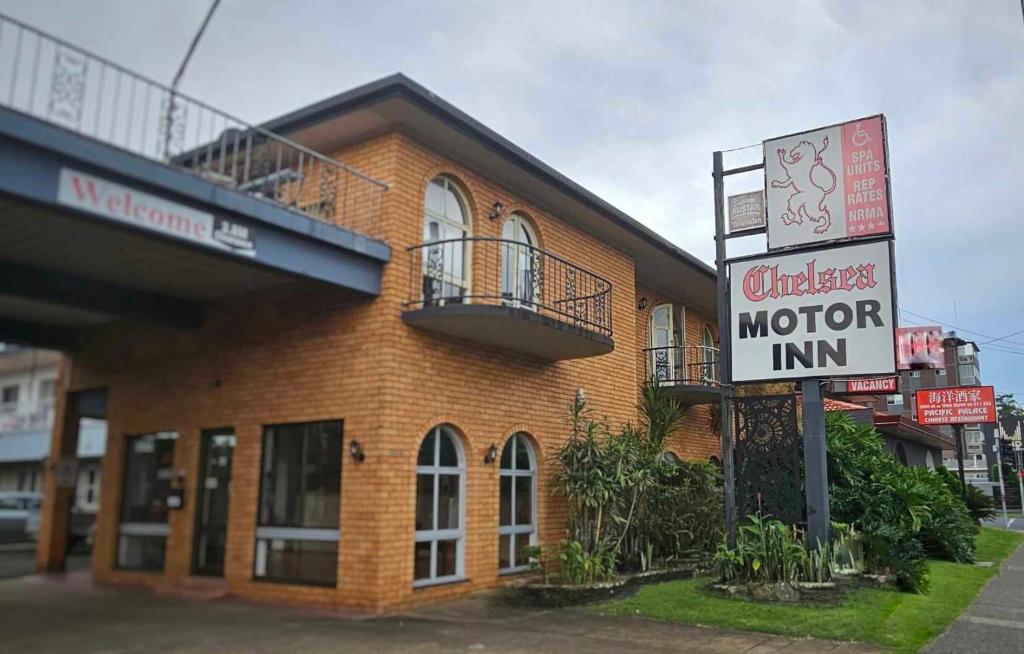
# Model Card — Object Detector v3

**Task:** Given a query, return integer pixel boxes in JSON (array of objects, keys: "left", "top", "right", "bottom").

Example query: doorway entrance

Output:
[{"left": 192, "top": 429, "right": 235, "bottom": 576}]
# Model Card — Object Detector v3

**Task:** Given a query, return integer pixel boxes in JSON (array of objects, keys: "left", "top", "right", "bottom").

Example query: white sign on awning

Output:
[{"left": 730, "top": 239, "right": 896, "bottom": 382}]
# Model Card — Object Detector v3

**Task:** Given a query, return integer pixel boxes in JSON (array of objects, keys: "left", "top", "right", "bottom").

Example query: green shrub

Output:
[
  {"left": 935, "top": 466, "right": 996, "bottom": 524},
  {"left": 714, "top": 514, "right": 839, "bottom": 585},
  {"left": 553, "top": 383, "right": 724, "bottom": 583},
  {"left": 826, "top": 413, "right": 977, "bottom": 592}
]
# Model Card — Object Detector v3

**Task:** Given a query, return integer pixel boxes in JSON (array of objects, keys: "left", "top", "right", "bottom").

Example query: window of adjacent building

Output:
[
  {"left": 501, "top": 213, "right": 538, "bottom": 308},
  {"left": 1, "top": 385, "right": 18, "bottom": 412},
  {"left": 422, "top": 177, "right": 470, "bottom": 305},
  {"left": 117, "top": 432, "right": 178, "bottom": 571},
  {"left": 77, "top": 466, "right": 100, "bottom": 512},
  {"left": 499, "top": 433, "right": 536, "bottom": 574},
  {"left": 414, "top": 425, "right": 465, "bottom": 586},
  {"left": 37, "top": 379, "right": 55, "bottom": 405},
  {"left": 255, "top": 420, "right": 342, "bottom": 587}
]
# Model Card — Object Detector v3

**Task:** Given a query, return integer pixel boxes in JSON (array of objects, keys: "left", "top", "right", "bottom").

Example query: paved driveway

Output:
[{"left": 0, "top": 571, "right": 878, "bottom": 653}]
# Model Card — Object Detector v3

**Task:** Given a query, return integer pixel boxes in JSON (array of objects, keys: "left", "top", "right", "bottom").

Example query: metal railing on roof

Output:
[{"left": 0, "top": 13, "right": 387, "bottom": 238}]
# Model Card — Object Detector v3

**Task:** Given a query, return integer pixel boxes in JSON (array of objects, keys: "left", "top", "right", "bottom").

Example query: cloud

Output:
[{"left": 1, "top": 0, "right": 1021, "bottom": 391}]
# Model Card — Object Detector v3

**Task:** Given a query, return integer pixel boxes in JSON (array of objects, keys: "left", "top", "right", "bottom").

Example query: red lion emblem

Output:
[{"left": 770, "top": 137, "right": 838, "bottom": 234}]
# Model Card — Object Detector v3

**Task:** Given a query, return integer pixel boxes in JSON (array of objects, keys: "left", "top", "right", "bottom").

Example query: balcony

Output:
[
  {"left": 402, "top": 237, "right": 614, "bottom": 360},
  {"left": 642, "top": 345, "right": 721, "bottom": 405},
  {"left": 0, "top": 13, "right": 386, "bottom": 239}
]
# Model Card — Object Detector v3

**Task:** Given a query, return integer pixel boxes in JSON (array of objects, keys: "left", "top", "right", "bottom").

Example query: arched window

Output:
[
  {"left": 701, "top": 324, "right": 717, "bottom": 384},
  {"left": 924, "top": 450, "right": 936, "bottom": 470},
  {"left": 895, "top": 443, "right": 909, "bottom": 466},
  {"left": 499, "top": 433, "right": 536, "bottom": 573},
  {"left": 414, "top": 425, "right": 465, "bottom": 585},
  {"left": 423, "top": 177, "right": 470, "bottom": 305},
  {"left": 649, "top": 305, "right": 681, "bottom": 383},
  {"left": 501, "top": 214, "right": 538, "bottom": 308}
]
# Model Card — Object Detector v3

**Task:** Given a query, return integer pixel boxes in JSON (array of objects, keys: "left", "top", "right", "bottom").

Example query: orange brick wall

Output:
[{"left": 63, "top": 130, "right": 713, "bottom": 612}]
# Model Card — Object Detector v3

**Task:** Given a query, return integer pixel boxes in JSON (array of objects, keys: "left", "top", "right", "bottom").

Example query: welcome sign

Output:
[
  {"left": 764, "top": 115, "right": 891, "bottom": 250},
  {"left": 730, "top": 239, "right": 896, "bottom": 382},
  {"left": 57, "top": 168, "right": 257, "bottom": 257}
]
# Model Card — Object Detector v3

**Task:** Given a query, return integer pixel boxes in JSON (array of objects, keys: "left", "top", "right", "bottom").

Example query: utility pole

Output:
[
  {"left": 995, "top": 438, "right": 1009, "bottom": 524},
  {"left": 947, "top": 335, "right": 969, "bottom": 500},
  {"left": 163, "top": 0, "right": 223, "bottom": 159}
]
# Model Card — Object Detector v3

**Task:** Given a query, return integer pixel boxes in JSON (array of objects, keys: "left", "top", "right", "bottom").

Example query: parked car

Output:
[{"left": 0, "top": 491, "right": 43, "bottom": 543}]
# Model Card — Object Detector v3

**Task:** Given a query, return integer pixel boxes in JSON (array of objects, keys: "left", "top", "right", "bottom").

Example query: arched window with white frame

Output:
[
  {"left": 414, "top": 425, "right": 465, "bottom": 586},
  {"left": 499, "top": 433, "right": 536, "bottom": 573},
  {"left": 701, "top": 324, "right": 717, "bottom": 384},
  {"left": 423, "top": 177, "right": 470, "bottom": 305},
  {"left": 501, "top": 213, "right": 538, "bottom": 308},
  {"left": 649, "top": 304, "right": 681, "bottom": 383}
]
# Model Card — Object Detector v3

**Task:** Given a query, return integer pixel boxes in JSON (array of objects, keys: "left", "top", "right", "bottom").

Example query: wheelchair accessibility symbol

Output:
[{"left": 851, "top": 122, "right": 872, "bottom": 147}]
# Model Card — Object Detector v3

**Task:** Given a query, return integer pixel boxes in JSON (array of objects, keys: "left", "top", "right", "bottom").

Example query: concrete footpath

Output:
[
  {"left": 0, "top": 570, "right": 878, "bottom": 653},
  {"left": 927, "top": 539, "right": 1024, "bottom": 653}
]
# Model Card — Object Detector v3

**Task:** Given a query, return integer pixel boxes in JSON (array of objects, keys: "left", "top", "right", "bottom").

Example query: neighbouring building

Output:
[
  {"left": 1, "top": 20, "right": 721, "bottom": 613},
  {"left": 843, "top": 335, "right": 993, "bottom": 482},
  {"left": 823, "top": 398, "right": 951, "bottom": 468},
  {"left": 0, "top": 345, "right": 106, "bottom": 540}
]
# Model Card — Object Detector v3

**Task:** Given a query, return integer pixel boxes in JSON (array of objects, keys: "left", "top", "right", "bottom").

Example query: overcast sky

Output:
[{"left": 3, "top": 0, "right": 1022, "bottom": 395}]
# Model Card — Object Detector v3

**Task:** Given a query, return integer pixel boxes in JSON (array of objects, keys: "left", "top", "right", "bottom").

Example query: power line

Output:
[{"left": 899, "top": 307, "right": 1024, "bottom": 347}]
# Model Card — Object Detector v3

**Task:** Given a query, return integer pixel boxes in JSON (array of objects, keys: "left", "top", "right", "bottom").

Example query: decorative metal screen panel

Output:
[{"left": 733, "top": 394, "right": 803, "bottom": 524}]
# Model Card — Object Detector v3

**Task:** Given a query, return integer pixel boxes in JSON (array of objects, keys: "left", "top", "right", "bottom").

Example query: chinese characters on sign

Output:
[
  {"left": 896, "top": 326, "right": 945, "bottom": 369},
  {"left": 915, "top": 385, "right": 996, "bottom": 425},
  {"left": 764, "top": 115, "right": 891, "bottom": 250}
]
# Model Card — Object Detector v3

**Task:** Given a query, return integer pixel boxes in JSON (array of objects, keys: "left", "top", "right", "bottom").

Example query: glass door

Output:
[{"left": 192, "top": 429, "right": 235, "bottom": 577}]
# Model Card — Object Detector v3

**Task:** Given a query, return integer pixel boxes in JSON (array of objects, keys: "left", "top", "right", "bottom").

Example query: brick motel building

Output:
[{"left": 13, "top": 71, "right": 720, "bottom": 611}]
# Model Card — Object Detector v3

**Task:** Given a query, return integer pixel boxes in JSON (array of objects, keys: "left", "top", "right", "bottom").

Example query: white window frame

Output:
[
  {"left": 423, "top": 177, "right": 471, "bottom": 304},
  {"left": 414, "top": 425, "right": 466, "bottom": 587},
  {"left": 701, "top": 324, "right": 717, "bottom": 384},
  {"left": 500, "top": 213, "right": 539, "bottom": 309},
  {"left": 499, "top": 433, "right": 537, "bottom": 574},
  {"left": 649, "top": 304, "right": 678, "bottom": 383}
]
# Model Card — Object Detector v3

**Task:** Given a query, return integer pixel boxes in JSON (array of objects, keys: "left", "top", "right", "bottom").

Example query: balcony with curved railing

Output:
[
  {"left": 642, "top": 345, "right": 721, "bottom": 404},
  {"left": 402, "top": 237, "right": 614, "bottom": 360}
]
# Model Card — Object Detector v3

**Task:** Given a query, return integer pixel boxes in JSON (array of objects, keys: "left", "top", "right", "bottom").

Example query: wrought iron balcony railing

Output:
[
  {"left": 0, "top": 13, "right": 387, "bottom": 238},
  {"left": 643, "top": 345, "right": 719, "bottom": 386},
  {"left": 404, "top": 237, "right": 613, "bottom": 337}
]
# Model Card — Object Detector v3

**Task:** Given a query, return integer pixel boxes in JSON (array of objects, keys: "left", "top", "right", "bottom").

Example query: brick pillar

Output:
[{"left": 35, "top": 359, "right": 80, "bottom": 573}]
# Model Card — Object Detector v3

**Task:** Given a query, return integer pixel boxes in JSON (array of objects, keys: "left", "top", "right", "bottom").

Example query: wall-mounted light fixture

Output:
[
  {"left": 483, "top": 443, "right": 498, "bottom": 464},
  {"left": 349, "top": 439, "right": 365, "bottom": 463},
  {"left": 488, "top": 200, "right": 505, "bottom": 221},
  {"left": 576, "top": 387, "right": 586, "bottom": 402},
  {"left": 637, "top": 297, "right": 648, "bottom": 311}
]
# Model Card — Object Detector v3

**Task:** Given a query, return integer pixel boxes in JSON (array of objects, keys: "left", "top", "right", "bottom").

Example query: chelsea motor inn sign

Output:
[{"left": 730, "top": 239, "right": 896, "bottom": 382}]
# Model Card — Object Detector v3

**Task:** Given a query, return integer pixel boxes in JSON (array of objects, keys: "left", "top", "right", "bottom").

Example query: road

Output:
[{"left": 0, "top": 543, "right": 90, "bottom": 579}]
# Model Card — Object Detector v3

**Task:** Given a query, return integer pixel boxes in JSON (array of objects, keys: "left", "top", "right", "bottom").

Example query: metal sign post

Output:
[
  {"left": 713, "top": 151, "right": 737, "bottom": 546},
  {"left": 800, "top": 379, "right": 831, "bottom": 548}
]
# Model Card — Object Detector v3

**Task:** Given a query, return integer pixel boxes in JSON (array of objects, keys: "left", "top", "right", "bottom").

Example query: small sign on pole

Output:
[
  {"left": 915, "top": 385, "right": 997, "bottom": 425},
  {"left": 728, "top": 190, "right": 765, "bottom": 233},
  {"left": 764, "top": 115, "right": 891, "bottom": 250},
  {"left": 846, "top": 376, "right": 898, "bottom": 393}
]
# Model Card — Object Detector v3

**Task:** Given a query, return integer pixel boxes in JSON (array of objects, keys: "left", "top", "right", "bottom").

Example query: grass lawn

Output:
[{"left": 599, "top": 528, "right": 1023, "bottom": 653}]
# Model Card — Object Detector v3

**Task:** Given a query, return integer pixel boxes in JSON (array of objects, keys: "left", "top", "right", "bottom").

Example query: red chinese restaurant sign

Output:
[{"left": 915, "top": 385, "right": 996, "bottom": 425}]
